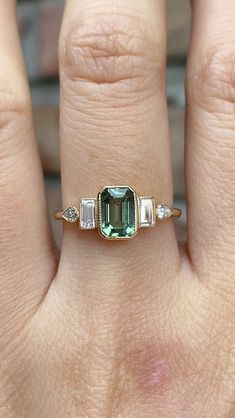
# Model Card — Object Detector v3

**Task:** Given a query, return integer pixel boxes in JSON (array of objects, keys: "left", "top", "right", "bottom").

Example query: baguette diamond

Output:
[
  {"left": 80, "top": 199, "right": 96, "bottom": 229},
  {"left": 139, "top": 197, "right": 155, "bottom": 227}
]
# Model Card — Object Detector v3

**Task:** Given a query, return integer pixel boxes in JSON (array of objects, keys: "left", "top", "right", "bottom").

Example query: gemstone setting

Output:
[
  {"left": 139, "top": 197, "right": 156, "bottom": 228},
  {"left": 62, "top": 207, "right": 79, "bottom": 223},
  {"left": 98, "top": 186, "right": 138, "bottom": 240},
  {"left": 80, "top": 199, "right": 96, "bottom": 229},
  {"left": 156, "top": 204, "right": 172, "bottom": 220}
]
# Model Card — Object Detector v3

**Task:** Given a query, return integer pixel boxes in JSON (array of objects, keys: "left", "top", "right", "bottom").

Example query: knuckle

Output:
[
  {"left": 60, "top": 12, "right": 164, "bottom": 98},
  {"left": 188, "top": 47, "right": 235, "bottom": 113},
  {"left": 0, "top": 90, "right": 33, "bottom": 217},
  {"left": 0, "top": 89, "right": 30, "bottom": 132},
  {"left": 0, "top": 89, "right": 31, "bottom": 157}
]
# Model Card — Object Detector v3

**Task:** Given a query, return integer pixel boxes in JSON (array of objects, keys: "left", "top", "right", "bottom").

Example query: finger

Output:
[
  {"left": 0, "top": 1, "right": 55, "bottom": 334},
  {"left": 186, "top": 0, "right": 235, "bottom": 279},
  {"left": 58, "top": 0, "right": 180, "bottom": 292}
]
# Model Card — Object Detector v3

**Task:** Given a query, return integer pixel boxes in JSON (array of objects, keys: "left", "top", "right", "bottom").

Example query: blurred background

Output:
[{"left": 17, "top": 0, "right": 190, "bottom": 244}]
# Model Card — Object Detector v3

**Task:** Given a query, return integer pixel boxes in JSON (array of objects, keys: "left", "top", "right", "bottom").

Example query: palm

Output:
[{"left": 1, "top": 1, "right": 235, "bottom": 417}]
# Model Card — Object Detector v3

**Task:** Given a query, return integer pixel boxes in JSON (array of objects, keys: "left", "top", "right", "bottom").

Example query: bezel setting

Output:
[
  {"left": 79, "top": 198, "right": 97, "bottom": 230},
  {"left": 98, "top": 185, "right": 138, "bottom": 240},
  {"left": 54, "top": 185, "right": 182, "bottom": 240},
  {"left": 62, "top": 207, "right": 79, "bottom": 223},
  {"left": 139, "top": 196, "right": 156, "bottom": 228},
  {"left": 156, "top": 204, "right": 173, "bottom": 220}
]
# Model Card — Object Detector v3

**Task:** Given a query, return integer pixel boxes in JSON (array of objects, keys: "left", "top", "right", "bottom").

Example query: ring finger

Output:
[{"left": 58, "top": 0, "right": 179, "bottom": 292}]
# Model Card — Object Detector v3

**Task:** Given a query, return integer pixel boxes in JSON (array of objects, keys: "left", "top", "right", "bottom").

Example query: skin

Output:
[{"left": 0, "top": 0, "right": 235, "bottom": 417}]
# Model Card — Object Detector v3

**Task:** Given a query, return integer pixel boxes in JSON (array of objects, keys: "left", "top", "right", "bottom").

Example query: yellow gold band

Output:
[
  {"left": 54, "top": 207, "right": 182, "bottom": 221},
  {"left": 54, "top": 185, "right": 182, "bottom": 240}
]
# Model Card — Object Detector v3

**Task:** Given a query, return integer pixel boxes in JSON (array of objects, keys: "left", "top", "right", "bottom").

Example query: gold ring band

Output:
[
  {"left": 170, "top": 208, "right": 182, "bottom": 218},
  {"left": 54, "top": 208, "right": 182, "bottom": 221},
  {"left": 54, "top": 185, "right": 182, "bottom": 240},
  {"left": 54, "top": 210, "right": 70, "bottom": 220}
]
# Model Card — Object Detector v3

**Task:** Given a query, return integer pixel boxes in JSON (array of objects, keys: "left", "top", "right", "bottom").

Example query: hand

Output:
[{"left": 1, "top": 1, "right": 235, "bottom": 417}]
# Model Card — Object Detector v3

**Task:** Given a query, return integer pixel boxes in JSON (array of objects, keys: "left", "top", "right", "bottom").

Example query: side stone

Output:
[
  {"left": 80, "top": 199, "right": 96, "bottom": 229},
  {"left": 139, "top": 197, "right": 155, "bottom": 228}
]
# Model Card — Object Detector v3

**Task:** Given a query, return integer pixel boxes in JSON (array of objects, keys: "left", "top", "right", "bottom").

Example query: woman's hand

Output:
[{"left": 0, "top": 1, "right": 235, "bottom": 417}]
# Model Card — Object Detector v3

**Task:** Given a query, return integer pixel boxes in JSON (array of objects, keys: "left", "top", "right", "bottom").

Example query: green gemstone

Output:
[{"left": 99, "top": 186, "right": 137, "bottom": 239}]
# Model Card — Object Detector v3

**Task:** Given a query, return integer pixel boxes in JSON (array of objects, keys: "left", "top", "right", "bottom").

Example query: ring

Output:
[{"left": 54, "top": 185, "right": 182, "bottom": 240}]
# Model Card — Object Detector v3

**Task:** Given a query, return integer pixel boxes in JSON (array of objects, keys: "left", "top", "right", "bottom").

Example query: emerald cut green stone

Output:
[{"left": 99, "top": 186, "right": 137, "bottom": 239}]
